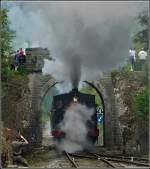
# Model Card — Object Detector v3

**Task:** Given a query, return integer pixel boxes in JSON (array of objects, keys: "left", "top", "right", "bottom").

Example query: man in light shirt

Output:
[
  {"left": 138, "top": 48, "right": 147, "bottom": 71},
  {"left": 129, "top": 48, "right": 136, "bottom": 71}
]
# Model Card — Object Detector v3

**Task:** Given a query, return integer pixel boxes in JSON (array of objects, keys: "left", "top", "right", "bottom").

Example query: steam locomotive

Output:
[{"left": 50, "top": 88, "right": 99, "bottom": 143}]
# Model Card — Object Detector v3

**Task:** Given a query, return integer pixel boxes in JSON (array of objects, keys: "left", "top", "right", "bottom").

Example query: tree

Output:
[
  {"left": 1, "top": 9, "right": 15, "bottom": 54},
  {"left": 0, "top": 9, "right": 15, "bottom": 80},
  {"left": 133, "top": 10, "right": 148, "bottom": 50}
]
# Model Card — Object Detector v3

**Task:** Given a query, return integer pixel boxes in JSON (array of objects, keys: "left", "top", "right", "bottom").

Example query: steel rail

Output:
[
  {"left": 89, "top": 153, "right": 116, "bottom": 168},
  {"left": 70, "top": 153, "right": 97, "bottom": 159},
  {"left": 66, "top": 152, "right": 149, "bottom": 168},
  {"left": 64, "top": 151, "right": 78, "bottom": 168},
  {"left": 96, "top": 153, "right": 149, "bottom": 162},
  {"left": 93, "top": 153, "right": 149, "bottom": 167},
  {"left": 85, "top": 152, "right": 149, "bottom": 167},
  {"left": 98, "top": 157, "right": 116, "bottom": 168},
  {"left": 105, "top": 158, "right": 149, "bottom": 167},
  {"left": 70, "top": 153, "right": 116, "bottom": 168}
]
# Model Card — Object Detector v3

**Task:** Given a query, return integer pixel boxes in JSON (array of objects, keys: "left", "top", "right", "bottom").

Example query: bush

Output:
[
  {"left": 120, "top": 64, "right": 132, "bottom": 77},
  {"left": 133, "top": 87, "right": 149, "bottom": 121}
]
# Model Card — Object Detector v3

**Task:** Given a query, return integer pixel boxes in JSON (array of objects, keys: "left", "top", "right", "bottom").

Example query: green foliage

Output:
[
  {"left": 132, "top": 10, "right": 149, "bottom": 76},
  {"left": 17, "top": 64, "right": 29, "bottom": 76},
  {"left": 80, "top": 85, "right": 102, "bottom": 106},
  {"left": 120, "top": 64, "right": 132, "bottom": 77},
  {"left": 0, "top": 9, "right": 15, "bottom": 55},
  {"left": 1, "top": 8, "right": 29, "bottom": 91},
  {"left": 2, "top": 63, "right": 28, "bottom": 82},
  {"left": 133, "top": 88, "right": 149, "bottom": 121},
  {"left": 1, "top": 8, "right": 16, "bottom": 80},
  {"left": 133, "top": 10, "right": 148, "bottom": 49}
]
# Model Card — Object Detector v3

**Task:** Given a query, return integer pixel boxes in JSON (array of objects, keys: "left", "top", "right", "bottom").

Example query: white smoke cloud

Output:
[
  {"left": 2, "top": 1, "right": 148, "bottom": 152},
  {"left": 2, "top": 1, "right": 148, "bottom": 86},
  {"left": 57, "top": 103, "right": 94, "bottom": 153}
]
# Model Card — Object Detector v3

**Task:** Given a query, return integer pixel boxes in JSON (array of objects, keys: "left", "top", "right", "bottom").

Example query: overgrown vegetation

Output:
[
  {"left": 132, "top": 9, "right": 149, "bottom": 123},
  {"left": 1, "top": 9, "right": 28, "bottom": 83},
  {"left": 80, "top": 85, "right": 102, "bottom": 106},
  {"left": 0, "top": 9, "right": 28, "bottom": 96},
  {"left": 133, "top": 10, "right": 149, "bottom": 50},
  {"left": 1, "top": 9, "right": 15, "bottom": 80},
  {"left": 111, "top": 9, "right": 149, "bottom": 154},
  {"left": 133, "top": 87, "right": 149, "bottom": 122},
  {"left": 1, "top": 8, "right": 30, "bottom": 136},
  {"left": 1, "top": 9, "right": 15, "bottom": 54}
]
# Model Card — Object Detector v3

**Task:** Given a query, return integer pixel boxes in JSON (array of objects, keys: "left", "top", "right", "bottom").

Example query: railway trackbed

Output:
[
  {"left": 25, "top": 146, "right": 149, "bottom": 168},
  {"left": 95, "top": 153, "right": 149, "bottom": 163},
  {"left": 92, "top": 153, "right": 149, "bottom": 168},
  {"left": 66, "top": 152, "right": 149, "bottom": 168},
  {"left": 64, "top": 151, "right": 117, "bottom": 168}
]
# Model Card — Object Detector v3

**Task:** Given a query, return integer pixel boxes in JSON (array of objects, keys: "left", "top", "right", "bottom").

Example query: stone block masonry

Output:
[{"left": 25, "top": 48, "right": 123, "bottom": 150}]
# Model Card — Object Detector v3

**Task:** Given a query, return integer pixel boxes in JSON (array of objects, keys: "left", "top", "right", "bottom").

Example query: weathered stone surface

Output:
[
  {"left": 111, "top": 71, "right": 148, "bottom": 155},
  {"left": 25, "top": 48, "right": 51, "bottom": 72},
  {"left": 1, "top": 75, "right": 31, "bottom": 134},
  {"left": 26, "top": 73, "right": 56, "bottom": 147},
  {"left": 6, "top": 47, "right": 125, "bottom": 151},
  {"left": 96, "top": 73, "right": 123, "bottom": 150}
]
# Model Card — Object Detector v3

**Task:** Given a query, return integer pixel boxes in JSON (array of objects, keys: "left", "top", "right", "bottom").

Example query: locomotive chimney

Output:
[{"left": 71, "top": 88, "right": 78, "bottom": 94}]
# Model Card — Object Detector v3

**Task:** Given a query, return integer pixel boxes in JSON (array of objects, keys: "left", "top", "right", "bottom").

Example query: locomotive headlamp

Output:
[{"left": 73, "top": 96, "right": 78, "bottom": 102}]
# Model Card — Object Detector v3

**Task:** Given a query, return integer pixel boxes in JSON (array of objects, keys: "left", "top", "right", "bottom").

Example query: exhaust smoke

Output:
[
  {"left": 2, "top": 2, "right": 148, "bottom": 152},
  {"left": 57, "top": 103, "right": 94, "bottom": 153},
  {"left": 2, "top": 1, "right": 148, "bottom": 87}
]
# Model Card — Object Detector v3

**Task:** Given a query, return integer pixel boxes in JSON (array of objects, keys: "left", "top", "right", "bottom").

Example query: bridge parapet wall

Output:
[{"left": 25, "top": 48, "right": 50, "bottom": 72}]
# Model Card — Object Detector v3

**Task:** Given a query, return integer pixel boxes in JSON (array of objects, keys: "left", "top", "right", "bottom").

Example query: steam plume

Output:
[
  {"left": 2, "top": 1, "right": 148, "bottom": 87},
  {"left": 57, "top": 103, "right": 94, "bottom": 153},
  {"left": 2, "top": 1, "right": 148, "bottom": 152}
]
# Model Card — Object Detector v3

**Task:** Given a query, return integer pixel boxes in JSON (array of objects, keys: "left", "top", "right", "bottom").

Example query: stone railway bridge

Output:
[{"left": 24, "top": 48, "right": 123, "bottom": 151}]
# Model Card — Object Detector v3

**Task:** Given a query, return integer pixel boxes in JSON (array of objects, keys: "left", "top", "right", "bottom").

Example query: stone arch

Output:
[
  {"left": 24, "top": 48, "right": 122, "bottom": 150},
  {"left": 27, "top": 74, "right": 57, "bottom": 147},
  {"left": 95, "top": 80, "right": 112, "bottom": 148},
  {"left": 83, "top": 80, "right": 106, "bottom": 146},
  {"left": 83, "top": 80, "right": 119, "bottom": 149},
  {"left": 28, "top": 73, "right": 122, "bottom": 150},
  {"left": 95, "top": 75, "right": 123, "bottom": 150},
  {"left": 39, "top": 79, "right": 58, "bottom": 110}
]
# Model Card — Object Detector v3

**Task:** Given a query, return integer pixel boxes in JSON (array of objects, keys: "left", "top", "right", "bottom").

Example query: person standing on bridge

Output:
[
  {"left": 19, "top": 48, "right": 26, "bottom": 64},
  {"left": 129, "top": 48, "right": 136, "bottom": 71},
  {"left": 138, "top": 48, "right": 147, "bottom": 71},
  {"left": 14, "top": 50, "right": 20, "bottom": 70}
]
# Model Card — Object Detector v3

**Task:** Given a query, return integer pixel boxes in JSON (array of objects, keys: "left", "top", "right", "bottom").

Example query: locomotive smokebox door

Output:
[{"left": 50, "top": 88, "right": 99, "bottom": 144}]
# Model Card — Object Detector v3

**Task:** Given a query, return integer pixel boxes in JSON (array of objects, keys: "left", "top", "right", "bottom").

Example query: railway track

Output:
[
  {"left": 68, "top": 152, "right": 149, "bottom": 168},
  {"left": 64, "top": 151, "right": 117, "bottom": 168},
  {"left": 26, "top": 145, "right": 149, "bottom": 168},
  {"left": 64, "top": 151, "right": 78, "bottom": 168},
  {"left": 91, "top": 153, "right": 149, "bottom": 168},
  {"left": 96, "top": 153, "right": 149, "bottom": 163}
]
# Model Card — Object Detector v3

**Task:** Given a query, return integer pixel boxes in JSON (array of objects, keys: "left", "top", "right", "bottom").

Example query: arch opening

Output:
[
  {"left": 40, "top": 80, "right": 105, "bottom": 147},
  {"left": 40, "top": 83, "right": 59, "bottom": 145},
  {"left": 81, "top": 81, "right": 105, "bottom": 146}
]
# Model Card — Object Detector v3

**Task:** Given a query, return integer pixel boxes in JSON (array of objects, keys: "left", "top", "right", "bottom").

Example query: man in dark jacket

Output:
[{"left": 12, "top": 132, "right": 29, "bottom": 166}]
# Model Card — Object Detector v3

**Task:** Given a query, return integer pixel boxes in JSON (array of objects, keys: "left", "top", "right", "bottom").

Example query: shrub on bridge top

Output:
[{"left": 133, "top": 87, "right": 149, "bottom": 123}]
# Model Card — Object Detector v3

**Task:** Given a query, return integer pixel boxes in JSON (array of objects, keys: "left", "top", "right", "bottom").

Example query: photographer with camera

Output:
[{"left": 11, "top": 130, "right": 29, "bottom": 167}]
